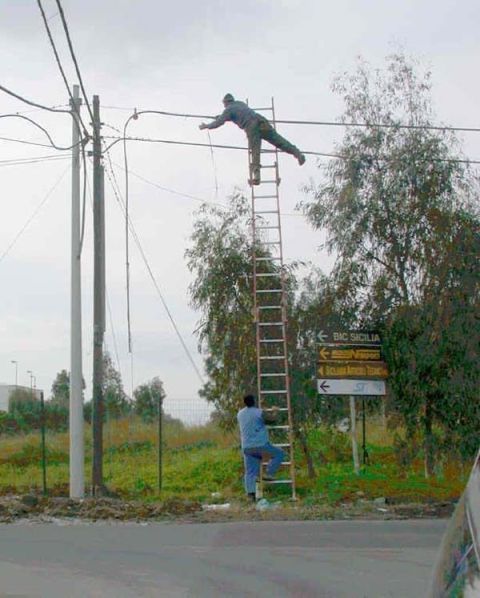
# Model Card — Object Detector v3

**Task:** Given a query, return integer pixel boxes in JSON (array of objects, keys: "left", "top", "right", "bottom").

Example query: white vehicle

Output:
[{"left": 428, "top": 450, "right": 480, "bottom": 597}]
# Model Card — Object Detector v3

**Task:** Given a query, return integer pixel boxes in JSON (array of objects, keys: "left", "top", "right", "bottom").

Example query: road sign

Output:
[
  {"left": 317, "top": 379, "right": 386, "bottom": 396},
  {"left": 317, "top": 361, "right": 388, "bottom": 379},
  {"left": 317, "top": 329, "right": 381, "bottom": 345},
  {"left": 318, "top": 346, "right": 382, "bottom": 362}
]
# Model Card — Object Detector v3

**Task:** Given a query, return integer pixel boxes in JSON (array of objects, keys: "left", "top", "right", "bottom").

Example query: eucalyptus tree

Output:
[{"left": 300, "top": 52, "right": 480, "bottom": 471}]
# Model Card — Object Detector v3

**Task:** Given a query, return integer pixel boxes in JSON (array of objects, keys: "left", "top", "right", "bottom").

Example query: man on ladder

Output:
[
  {"left": 237, "top": 394, "right": 284, "bottom": 502},
  {"left": 199, "top": 93, "right": 306, "bottom": 185}
]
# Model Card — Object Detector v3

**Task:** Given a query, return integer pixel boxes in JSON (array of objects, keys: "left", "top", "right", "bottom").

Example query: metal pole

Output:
[
  {"left": 70, "top": 85, "right": 85, "bottom": 498},
  {"left": 362, "top": 398, "right": 367, "bottom": 465},
  {"left": 158, "top": 393, "right": 163, "bottom": 493},
  {"left": 92, "top": 94, "right": 105, "bottom": 494},
  {"left": 349, "top": 396, "right": 360, "bottom": 474},
  {"left": 40, "top": 390, "right": 47, "bottom": 495},
  {"left": 11, "top": 360, "right": 18, "bottom": 387},
  {"left": 27, "top": 370, "right": 33, "bottom": 398}
]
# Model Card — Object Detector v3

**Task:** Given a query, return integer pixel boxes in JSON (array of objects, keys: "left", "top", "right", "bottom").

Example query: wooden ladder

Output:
[{"left": 249, "top": 97, "right": 296, "bottom": 500}]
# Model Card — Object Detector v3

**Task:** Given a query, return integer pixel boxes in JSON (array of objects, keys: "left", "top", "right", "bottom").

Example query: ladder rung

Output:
[
  {"left": 256, "top": 257, "right": 281, "bottom": 261},
  {"left": 261, "top": 390, "right": 288, "bottom": 394},
  {"left": 263, "top": 461, "right": 291, "bottom": 466},
  {"left": 251, "top": 107, "right": 274, "bottom": 111},
  {"left": 260, "top": 373, "right": 287, "bottom": 377},
  {"left": 256, "top": 273, "right": 279, "bottom": 277},
  {"left": 254, "top": 195, "right": 277, "bottom": 199},
  {"left": 258, "top": 180, "right": 279, "bottom": 184},
  {"left": 255, "top": 210, "right": 278, "bottom": 215},
  {"left": 263, "top": 407, "right": 289, "bottom": 411},
  {"left": 261, "top": 241, "right": 281, "bottom": 246},
  {"left": 259, "top": 339, "right": 284, "bottom": 344},
  {"left": 256, "top": 226, "right": 279, "bottom": 230},
  {"left": 260, "top": 356, "right": 285, "bottom": 360},
  {"left": 258, "top": 322, "right": 283, "bottom": 326},
  {"left": 258, "top": 306, "right": 282, "bottom": 310},
  {"left": 274, "top": 443, "right": 290, "bottom": 448},
  {"left": 263, "top": 479, "right": 293, "bottom": 485},
  {"left": 260, "top": 164, "right": 277, "bottom": 169},
  {"left": 267, "top": 425, "right": 290, "bottom": 429},
  {"left": 256, "top": 289, "right": 282, "bottom": 293}
]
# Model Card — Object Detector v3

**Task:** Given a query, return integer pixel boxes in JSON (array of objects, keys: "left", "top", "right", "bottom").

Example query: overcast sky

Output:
[{"left": 0, "top": 0, "right": 478, "bottom": 422}]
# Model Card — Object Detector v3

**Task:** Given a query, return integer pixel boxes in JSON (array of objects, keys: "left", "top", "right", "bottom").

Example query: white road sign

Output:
[{"left": 317, "top": 379, "right": 386, "bottom": 396}]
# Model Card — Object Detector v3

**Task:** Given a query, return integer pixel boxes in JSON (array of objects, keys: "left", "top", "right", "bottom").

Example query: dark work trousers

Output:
[
  {"left": 246, "top": 119, "right": 301, "bottom": 176},
  {"left": 242, "top": 443, "right": 285, "bottom": 494}
]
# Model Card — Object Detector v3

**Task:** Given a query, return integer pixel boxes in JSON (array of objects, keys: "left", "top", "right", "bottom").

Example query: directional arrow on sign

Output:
[
  {"left": 317, "top": 330, "right": 328, "bottom": 343},
  {"left": 319, "top": 347, "right": 329, "bottom": 361},
  {"left": 318, "top": 380, "right": 330, "bottom": 393}
]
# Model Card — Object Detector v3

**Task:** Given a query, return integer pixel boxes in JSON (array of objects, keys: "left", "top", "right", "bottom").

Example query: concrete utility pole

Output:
[
  {"left": 70, "top": 85, "right": 84, "bottom": 499},
  {"left": 91, "top": 94, "right": 106, "bottom": 494}
]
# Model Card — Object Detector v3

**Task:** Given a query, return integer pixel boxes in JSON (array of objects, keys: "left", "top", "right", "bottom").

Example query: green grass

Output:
[{"left": 0, "top": 416, "right": 469, "bottom": 504}]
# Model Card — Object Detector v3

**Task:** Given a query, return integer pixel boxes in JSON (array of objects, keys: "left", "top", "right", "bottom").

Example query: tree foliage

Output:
[
  {"left": 301, "top": 52, "right": 480, "bottom": 466},
  {"left": 133, "top": 377, "right": 166, "bottom": 423},
  {"left": 186, "top": 193, "right": 258, "bottom": 426},
  {"left": 103, "top": 352, "right": 131, "bottom": 419}
]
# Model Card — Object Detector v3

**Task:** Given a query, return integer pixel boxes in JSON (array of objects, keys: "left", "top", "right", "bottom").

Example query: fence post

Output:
[{"left": 40, "top": 391, "right": 47, "bottom": 495}]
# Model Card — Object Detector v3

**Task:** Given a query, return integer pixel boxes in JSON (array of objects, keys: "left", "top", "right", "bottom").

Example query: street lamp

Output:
[
  {"left": 10, "top": 360, "right": 18, "bottom": 387},
  {"left": 27, "top": 370, "right": 34, "bottom": 399}
]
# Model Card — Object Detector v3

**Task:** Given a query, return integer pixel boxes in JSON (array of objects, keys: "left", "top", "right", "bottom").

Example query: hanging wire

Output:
[
  {"left": 0, "top": 114, "right": 85, "bottom": 151},
  {"left": 102, "top": 152, "right": 205, "bottom": 385},
  {"left": 101, "top": 105, "right": 480, "bottom": 134},
  {"left": 103, "top": 134, "right": 480, "bottom": 165},
  {"left": 207, "top": 130, "right": 219, "bottom": 200},
  {"left": 0, "top": 165, "right": 69, "bottom": 264}
]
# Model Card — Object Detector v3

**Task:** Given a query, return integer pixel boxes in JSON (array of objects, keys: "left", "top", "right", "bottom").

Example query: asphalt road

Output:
[{"left": 0, "top": 519, "right": 446, "bottom": 597}]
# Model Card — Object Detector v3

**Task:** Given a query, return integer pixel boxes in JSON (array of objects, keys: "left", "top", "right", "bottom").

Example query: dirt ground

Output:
[{"left": 0, "top": 494, "right": 456, "bottom": 524}]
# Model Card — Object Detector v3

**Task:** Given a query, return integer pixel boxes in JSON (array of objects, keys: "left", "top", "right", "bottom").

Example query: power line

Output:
[
  {"left": 105, "top": 106, "right": 480, "bottom": 134},
  {"left": 103, "top": 153, "right": 205, "bottom": 385},
  {"left": 103, "top": 134, "right": 480, "bottom": 165},
  {"left": 0, "top": 83, "right": 71, "bottom": 115},
  {"left": 0, "top": 154, "right": 69, "bottom": 167},
  {"left": 0, "top": 135, "right": 62, "bottom": 149},
  {"left": 0, "top": 113, "right": 85, "bottom": 151},
  {"left": 36, "top": 0, "right": 90, "bottom": 137},
  {"left": 54, "top": 0, "right": 95, "bottom": 124},
  {"left": 104, "top": 133, "right": 339, "bottom": 158},
  {"left": 0, "top": 165, "right": 69, "bottom": 265}
]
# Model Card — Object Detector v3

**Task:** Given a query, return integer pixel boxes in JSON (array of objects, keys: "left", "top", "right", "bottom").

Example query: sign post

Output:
[{"left": 317, "top": 329, "right": 387, "bottom": 473}]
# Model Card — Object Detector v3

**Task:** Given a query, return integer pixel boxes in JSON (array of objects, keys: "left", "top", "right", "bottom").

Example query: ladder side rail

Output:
[{"left": 271, "top": 96, "right": 297, "bottom": 499}]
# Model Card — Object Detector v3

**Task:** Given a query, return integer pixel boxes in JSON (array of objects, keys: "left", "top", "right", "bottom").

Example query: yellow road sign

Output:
[
  {"left": 318, "top": 346, "right": 382, "bottom": 362},
  {"left": 317, "top": 361, "right": 388, "bottom": 379}
]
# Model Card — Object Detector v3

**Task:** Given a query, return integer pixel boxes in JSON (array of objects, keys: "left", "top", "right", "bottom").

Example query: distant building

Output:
[{"left": 0, "top": 384, "right": 41, "bottom": 412}]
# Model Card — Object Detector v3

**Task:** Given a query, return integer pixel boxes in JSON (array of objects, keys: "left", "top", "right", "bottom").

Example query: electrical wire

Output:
[
  {"left": 0, "top": 135, "right": 63, "bottom": 149},
  {"left": 103, "top": 105, "right": 480, "bottom": 134},
  {"left": 0, "top": 83, "right": 71, "bottom": 115},
  {"left": 0, "top": 113, "right": 85, "bottom": 151},
  {"left": 37, "top": 0, "right": 90, "bottom": 256},
  {"left": 0, "top": 154, "right": 69, "bottom": 168},
  {"left": 54, "top": 0, "right": 95, "bottom": 124},
  {"left": 109, "top": 156, "right": 226, "bottom": 206},
  {"left": 0, "top": 165, "right": 69, "bottom": 264},
  {"left": 103, "top": 134, "right": 480, "bottom": 165},
  {"left": 207, "top": 130, "right": 219, "bottom": 200},
  {"left": 103, "top": 153, "right": 205, "bottom": 385},
  {"left": 36, "top": 0, "right": 90, "bottom": 138}
]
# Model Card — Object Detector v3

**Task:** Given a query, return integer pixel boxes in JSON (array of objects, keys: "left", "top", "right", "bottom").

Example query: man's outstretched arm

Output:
[{"left": 199, "top": 109, "right": 230, "bottom": 130}]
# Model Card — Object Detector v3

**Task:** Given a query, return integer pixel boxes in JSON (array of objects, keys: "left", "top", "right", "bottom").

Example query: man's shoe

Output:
[
  {"left": 262, "top": 474, "right": 274, "bottom": 482},
  {"left": 249, "top": 177, "right": 261, "bottom": 186},
  {"left": 297, "top": 153, "right": 306, "bottom": 166},
  {"left": 247, "top": 492, "right": 256, "bottom": 502}
]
